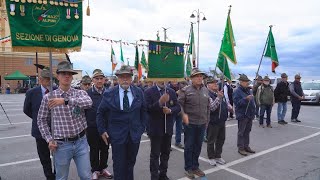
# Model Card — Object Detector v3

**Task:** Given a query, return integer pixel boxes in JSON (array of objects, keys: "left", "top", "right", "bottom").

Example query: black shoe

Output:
[
  {"left": 283, "top": 120, "right": 288, "bottom": 124},
  {"left": 278, "top": 121, "right": 285, "bottom": 125},
  {"left": 245, "top": 147, "right": 256, "bottom": 153},
  {"left": 296, "top": 119, "right": 301, "bottom": 122},
  {"left": 291, "top": 119, "right": 298, "bottom": 122},
  {"left": 159, "top": 175, "right": 170, "bottom": 180},
  {"left": 175, "top": 143, "right": 184, "bottom": 149}
]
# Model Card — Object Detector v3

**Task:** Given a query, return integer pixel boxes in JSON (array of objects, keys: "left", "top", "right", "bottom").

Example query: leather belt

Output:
[{"left": 56, "top": 130, "right": 85, "bottom": 142}]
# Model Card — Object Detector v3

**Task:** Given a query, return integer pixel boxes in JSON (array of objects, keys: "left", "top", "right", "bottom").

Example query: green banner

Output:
[
  {"left": 5, "top": 0, "right": 82, "bottom": 53},
  {"left": 147, "top": 41, "right": 185, "bottom": 80}
]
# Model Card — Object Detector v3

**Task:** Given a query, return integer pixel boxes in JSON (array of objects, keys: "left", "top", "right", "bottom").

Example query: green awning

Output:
[{"left": 4, "top": 70, "right": 29, "bottom": 80}]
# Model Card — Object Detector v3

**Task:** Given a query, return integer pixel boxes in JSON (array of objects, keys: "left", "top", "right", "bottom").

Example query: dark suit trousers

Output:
[
  {"left": 149, "top": 134, "right": 172, "bottom": 180},
  {"left": 112, "top": 136, "right": 140, "bottom": 180},
  {"left": 86, "top": 127, "right": 109, "bottom": 172},
  {"left": 237, "top": 118, "right": 252, "bottom": 149},
  {"left": 207, "top": 124, "right": 225, "bottom": 159},
  {"left": 291, "top": 100, "right": 301, "bottom": 120},
  {"left": 35, "top": 138, "right": 55, "bottom": 180}
]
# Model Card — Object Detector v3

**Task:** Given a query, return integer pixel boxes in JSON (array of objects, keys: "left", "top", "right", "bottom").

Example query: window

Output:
[{"left": 25, "top": 58, "right": 33, "bottom": 66}]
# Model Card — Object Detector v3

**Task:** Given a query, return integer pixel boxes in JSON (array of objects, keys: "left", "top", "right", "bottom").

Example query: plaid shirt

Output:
[
  {"left": 209, "top": 95, "right": 222, "bottom": 112},
  {"left": 37, "top": 87, "right": 93, "bottom": 142}
]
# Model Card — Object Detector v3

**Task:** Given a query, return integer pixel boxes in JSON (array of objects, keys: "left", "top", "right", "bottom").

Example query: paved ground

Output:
[{"left": 0, "top": 94, "right": 319, "bottom": 180}]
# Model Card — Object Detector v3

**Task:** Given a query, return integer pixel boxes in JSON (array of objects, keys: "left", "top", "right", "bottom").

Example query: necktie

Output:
[
  {"left": 123, "top": 90, "right": 130, "bottom": 111},
  {"left": 45, "top": 89, "right": 49, "bottom": 94}
]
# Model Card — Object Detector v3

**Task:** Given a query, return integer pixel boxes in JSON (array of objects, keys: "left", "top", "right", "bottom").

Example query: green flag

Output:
[
  {"left": 5, "top": 0, "right": 82, "bottom": 53},
  {"left": 188, "top": 23, "right": 196, "bottom": 67},
  {"left": 217, "top": 53, "right": 231, "bottom": 80},
  {"left": 264, "top": 27, "right": 279, "bottom": 73},
  {"left": 120, "top": 42, "right": 124, "bottom": 63},
  {"left": 220, "top": 11, "right": 237, "bottom": 64},
  {"left": 140, "top": 50, "right": 148, "bottom": 70},
  {"left": 111, "top": 45, "right": 117, "bottom": 72},
  {"left": 186, "top": 54, "right": 192, "bottom": 77},
  {"left": 134, "top": 45, "right": 139, "bottom": 70}
]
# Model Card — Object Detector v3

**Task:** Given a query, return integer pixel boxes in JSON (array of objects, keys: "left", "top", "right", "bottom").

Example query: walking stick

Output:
[
  {"left": 0, "top": 102, "right": 12, "bottom": 125},
  {"left": 48, "top": 51, "right": 55, "bottom": 174}
]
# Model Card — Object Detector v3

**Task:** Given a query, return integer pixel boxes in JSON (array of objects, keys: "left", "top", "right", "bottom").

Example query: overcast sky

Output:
[{"left": 70, "top": 0, "right": 320, "bottom": 81}]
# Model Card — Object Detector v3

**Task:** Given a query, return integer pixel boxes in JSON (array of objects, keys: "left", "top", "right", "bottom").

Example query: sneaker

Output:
[
  {"left": 92, "top": 171, "right": 100, "bottom": 180},
  {"left": 100, "top": 168, "right": 113, "bottom": 179},
  {"left": 193, "top": 168, "right": 205, "bottom": 177},
  {"left": 245, "top": 147, "right": 256, "bottom": 153},
  {"left": 175, "top": 143, "right": 184, "bottom": 149},
  {"left": 238, "top": 149, "right": 248, "bottom": 156},
  {"left": 208, "top": 159, "right": 216, "bottom": 166},
  {"left": 185, "top": 170, "right": 195, "bottom": 179},
  {"left": 267, "top": 124, "right": 272, "bottom": 128},
  {"left": 259, "top": 124, "right": 265, "bottom": 128},
  {"left": 215, "top": 158, "right": 226, "bottom": 165}
]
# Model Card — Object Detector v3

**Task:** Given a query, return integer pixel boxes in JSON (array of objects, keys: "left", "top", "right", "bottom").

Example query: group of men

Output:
[{"left": 23, "top": 60, "right": 305, "bottom": 180}]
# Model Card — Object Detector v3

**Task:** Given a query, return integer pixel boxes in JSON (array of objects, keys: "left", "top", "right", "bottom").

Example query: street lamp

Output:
[{"left": 190, "top": 9, "right": 206, "bottom": 68}]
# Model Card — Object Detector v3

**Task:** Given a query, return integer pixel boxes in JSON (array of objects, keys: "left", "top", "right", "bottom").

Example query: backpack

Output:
[{"left": 259, "top": 85, "right": 274, "bottom": 105}]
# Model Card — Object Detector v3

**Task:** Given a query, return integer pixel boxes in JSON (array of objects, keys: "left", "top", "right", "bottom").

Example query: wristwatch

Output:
[{"left": 64, "top": 96, "right": 69, "bottom": 105}]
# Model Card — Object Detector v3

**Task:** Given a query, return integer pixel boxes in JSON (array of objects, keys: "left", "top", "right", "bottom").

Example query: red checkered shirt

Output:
[{"left": 37, "top": 87, "right": 93, "bottom": 142}]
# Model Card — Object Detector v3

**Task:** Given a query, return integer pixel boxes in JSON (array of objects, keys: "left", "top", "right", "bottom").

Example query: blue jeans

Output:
[
  {"left": 55, "top": 136, "right": 91, "bottom": 180},
  {"left": 175, "top": 115, "right": 182, "bottom": 144},
  {"left": 259, "top": 105, "right": 272, "bottom": 125},
  {"left": 277, "top": 102, "right": 287, "bottom": 121},
  {"left": 183, "top": 123, "right": 206, "bottom": 171}
]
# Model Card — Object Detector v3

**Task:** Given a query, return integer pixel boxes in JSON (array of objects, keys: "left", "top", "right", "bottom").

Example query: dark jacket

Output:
[
  {"left": 290, "top": 81, "right": 304, "bottom": 102},
  {"left": 274, "top": 81, "right": 290, "bottom": 103},
  {"left": 85, "top": 86, "right": 105, "bottom": 128},
  {"left": 233, "top": 86, "right": 256, "bottom": 121},
  {"left": 144, "top": 86, "right": 181, "bottom": 136},
  {"left": 252, "top": 83, "right": 262, "bottom": 96},
  {"left": 23, "top": 86, "right": 45, "bottom": 139},
  {"left": 208, "top": 91, "right": 228, "bottom": 126},
  {"left": 96, "top": 85, "right": 147, "bottom": 144}
]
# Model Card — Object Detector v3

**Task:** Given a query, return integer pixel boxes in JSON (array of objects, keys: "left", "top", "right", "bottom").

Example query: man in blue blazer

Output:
[
  {"left": 23, "top": 68, "right": 55, "bottom": 180},
  {"left": 144, "top": 81, "right": 181, "bottom": 180},
  {"left": 96, "top": 65, "right": 146, "bottom": 180}
]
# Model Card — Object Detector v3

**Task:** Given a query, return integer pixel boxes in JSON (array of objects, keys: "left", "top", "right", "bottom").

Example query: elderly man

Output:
[
  {"left": 85, "top": 69, "right": 113, "bottom": 179},
  {"left": 178, "top": 68, "right": 210, "bottom": 178},
  {"left": 81, "top": 75, "right": 92, "bottom": 91},
  {"left": 289, "top": 74, "right": 304, "bottom": 122},
  {"left": 274, "top": 73, "right": 290, "bottom": 124},
  {"left": 145, "top": 81, "right": 181, "bottom": 180},
  {"left": 37, "top": 61, "right": 93, "bottom": 180},
  {"left": 256, "top": 76, "right": 274, "bottom": 128},
  {"left": 96, "top": 65, "right": 146, "bottom": 180},
  {"left": 24, "top": 68, "right": 55, "bottom": 180},
  {"left": 233, "top": 74, "right": 256, "bottom": 156}
]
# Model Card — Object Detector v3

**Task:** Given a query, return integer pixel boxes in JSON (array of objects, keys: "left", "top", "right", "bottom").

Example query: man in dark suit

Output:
[
  {"left": 96, "top": 65, "right": 147, "bottom": 180},
  {"left": 23, "top": 68, "right": 55, "bottom": 180},
  {"left": 145, "top": 81, "right": 181, "bottom": 180}
]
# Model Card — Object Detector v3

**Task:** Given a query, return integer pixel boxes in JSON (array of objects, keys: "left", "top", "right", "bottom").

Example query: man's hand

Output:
[
  {"left": 48, "top": 140, "right": 57, "bottom": 152},
  {"left": 101, "top": 132, "right": 109, "bottom": 145},
  {"left": 246, "top": 95, "right": 254, "bottom": 101},
  {"left": 182, "top": 113, "right": 189, "bottom": 125},
  {"left": 159, "top": 93, "right": 170, "bottom": 105},
  {"left": 48, "top": 98, "right": 64, "bottom": 109},
  {"left": 162, "top": 107, "right": 172, "bottom": 114},
  {"left": 217, "top": 90, "right": 224, "bottom": 99},
  {"left": 299, "top": 96, "right": 304, "bottom": 100}
]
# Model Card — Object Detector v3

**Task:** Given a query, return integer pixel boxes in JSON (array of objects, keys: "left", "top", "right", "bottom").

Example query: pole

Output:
[
  {"left": 164, "top": 29, "right": 167, "bottom": 42},
  {"left": 0, "top": 102, "right": 12, "bottom": 125},
  {"left": 256, "top": 25, "right": 272, "bottom": 77},
  {"left": 184, "top": 23, "right": 193, "bottom": 76},
  {"left": 48, "top": 51, "right": 54, "bottom": 173},
  {"left": 197, "top": 9, "right": 200, "bottom": 68},
  {"left": 36, "top": 52, "right": 39, "bottom": 85},
  {"left": 219, "top": 57, "right": 226, "bottom": 118}
]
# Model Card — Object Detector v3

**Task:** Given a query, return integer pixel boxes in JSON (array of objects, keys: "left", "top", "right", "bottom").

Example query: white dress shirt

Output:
[{"left": 119, "top": 86, "right": 134, "bottom": 110}]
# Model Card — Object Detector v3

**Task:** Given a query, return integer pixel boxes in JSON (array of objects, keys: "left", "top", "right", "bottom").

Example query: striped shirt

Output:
[{"left": 37, "top": 87, "right": 93, "bottom": 142}]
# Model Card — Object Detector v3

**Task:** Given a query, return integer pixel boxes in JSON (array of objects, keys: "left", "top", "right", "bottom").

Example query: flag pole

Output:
[
  {"left": 164, "top": 81, "right": 167, "bottom": 134},
  {"left": 255, "top": 25, "right": 272, "bottom": 78},
  {"left": 218, "top": 56, "right": 226, "bottom": 118},
  {"left": 48, "top": 50, "right": 55, "bottom": 173}
]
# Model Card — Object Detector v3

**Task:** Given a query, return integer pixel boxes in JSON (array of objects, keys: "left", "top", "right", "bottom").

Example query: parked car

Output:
[{"left": 301, "top": 80, "right": 320, "bottom": 104}]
